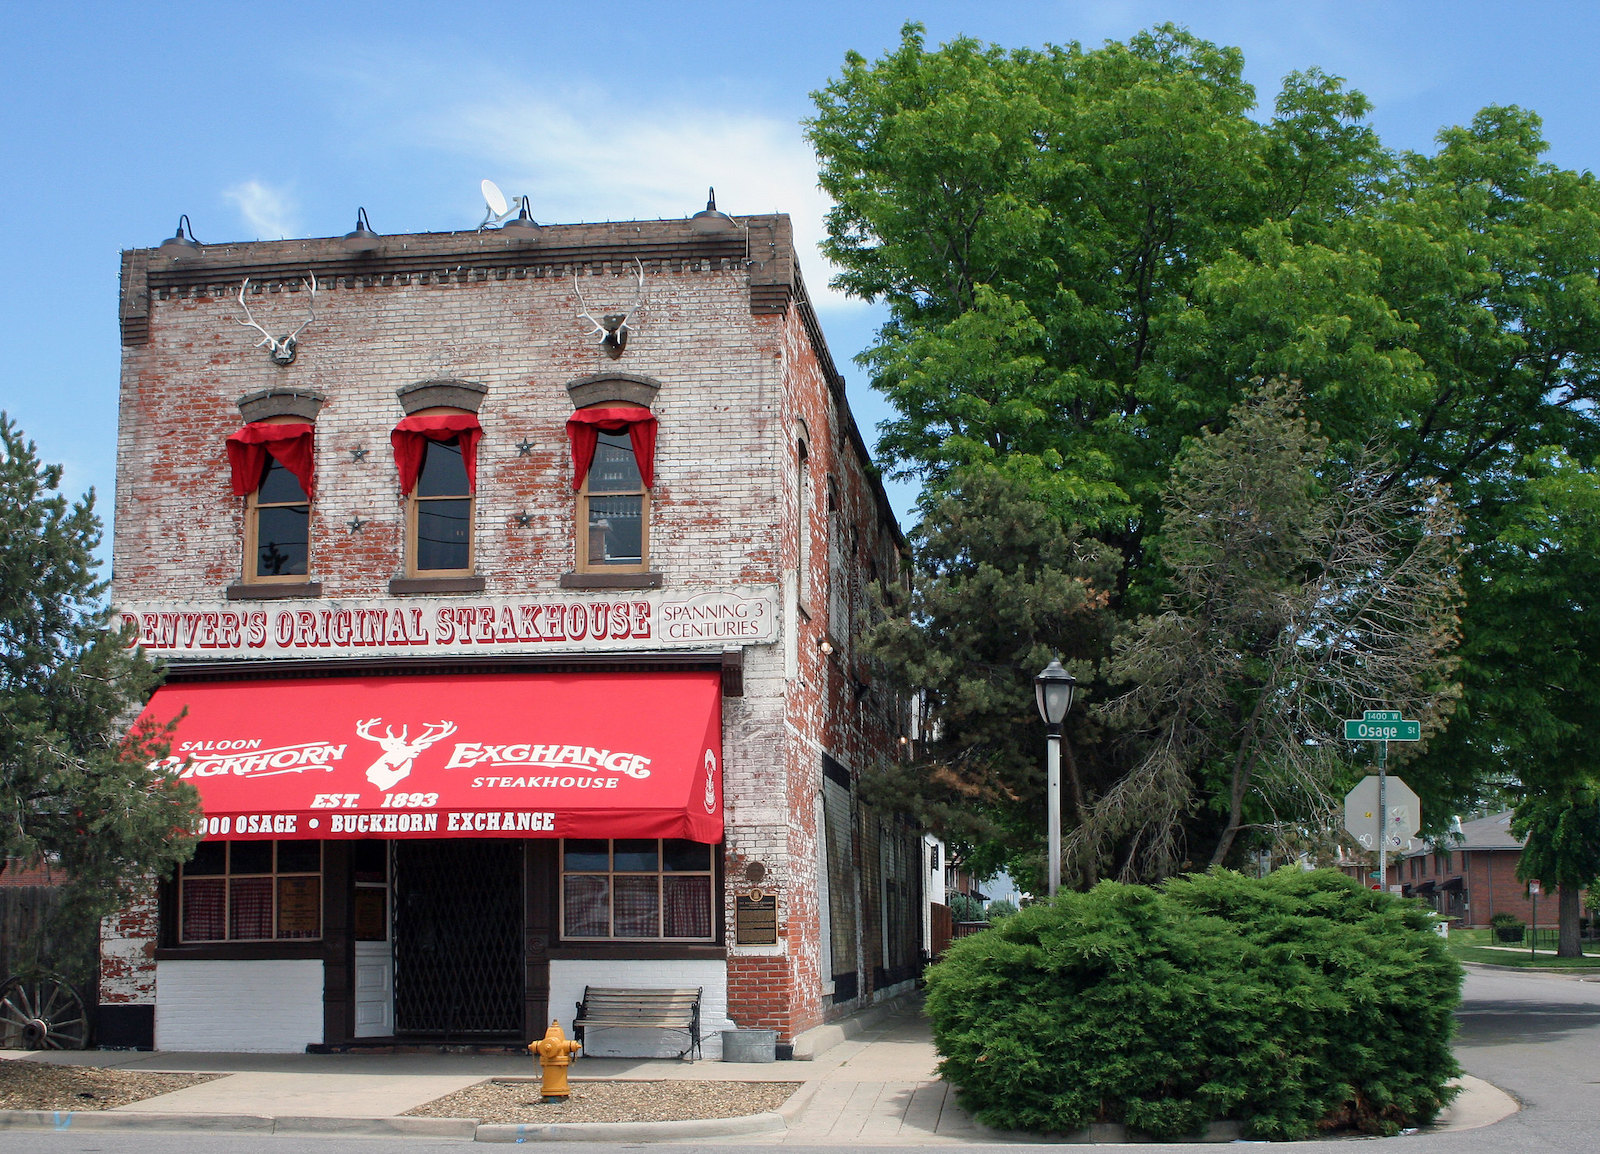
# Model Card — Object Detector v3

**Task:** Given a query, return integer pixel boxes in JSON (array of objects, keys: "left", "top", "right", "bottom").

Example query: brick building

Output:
[
  {"left": 1399, "top": 810, "right": 1571, "bottom": 929},
  {"left": 99, "top": 206, "right": 921, "bottom": 1054}
]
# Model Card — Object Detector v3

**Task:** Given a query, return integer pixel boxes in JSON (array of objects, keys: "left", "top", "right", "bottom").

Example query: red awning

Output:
[{"left": 138, "top": 672, "right": 722, "bottom": 843}]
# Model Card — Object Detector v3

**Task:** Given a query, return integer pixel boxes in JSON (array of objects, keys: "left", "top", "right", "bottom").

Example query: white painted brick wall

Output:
[
  {"left": 113, "top": 269, "right": 786, "bottom": 600},
  {"left": 109, "top": 221, "right": 910, "bottom": 1043},
  {"left": 155, "top": 960, "right": 323, "bottom": 1051},
  {"left": 547, "top": 957, "right": 733, "bottom": 1060}
]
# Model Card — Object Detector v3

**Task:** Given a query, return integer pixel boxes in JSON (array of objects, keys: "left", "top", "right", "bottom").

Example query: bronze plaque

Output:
[{"left": 735, "top": 891, "right": 777, "bottom": 945}]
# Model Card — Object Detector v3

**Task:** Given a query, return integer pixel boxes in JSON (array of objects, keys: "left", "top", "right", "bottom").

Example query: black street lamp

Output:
[{"left": 1035, "top": 658, "right": 1077, "bottom": 897}]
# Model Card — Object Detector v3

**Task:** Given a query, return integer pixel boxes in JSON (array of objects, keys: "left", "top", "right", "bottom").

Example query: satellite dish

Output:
[
  {"left": 478, "top": 180, "right": 520, "bottom": 230},
  {"left": 482, "top": 179, "right": 509, "bottom": 217}
]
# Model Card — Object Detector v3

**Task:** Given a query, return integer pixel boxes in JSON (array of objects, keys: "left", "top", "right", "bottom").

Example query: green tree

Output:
[
  {"left": 1083, "top": 383, "right": 1461, "bottom": 881},
  {"left": 809, "top": 23, "right": 1386, "bottom": 579},
  {"left": 812, "top": 23, "right": 1600, "bottom": 871},
  {"left": 1513, "top": 786, "right": 1600, "bottom": 957},
  {"left": 1424, "top": 451, "right": 1600, "bottom": 954},
  {"left": 0, "top": 415, "right": 198, "bottom": 935},
  {"left": 860, "top": 467, "right": 1117, "bottom": 884}
]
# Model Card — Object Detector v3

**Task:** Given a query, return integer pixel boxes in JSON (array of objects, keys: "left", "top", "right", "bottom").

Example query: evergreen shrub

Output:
[
  {"left": 924, "top": 869, "right": 1461, "bottom": 1140},
  {"left": 1490, "top": 912, "right": 1525, "bottom": 943}
]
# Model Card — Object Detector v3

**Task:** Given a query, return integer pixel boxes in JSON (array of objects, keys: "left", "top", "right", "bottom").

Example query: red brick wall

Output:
[
  {"left": 1401, "top": 847, "right": 1582, "bottom": 928},
  {"left": 1, "top": 859, "right": 61, "bottom": 886},
  {"left": 725, "top": 956, "right": 794, "bottom": 1032}
]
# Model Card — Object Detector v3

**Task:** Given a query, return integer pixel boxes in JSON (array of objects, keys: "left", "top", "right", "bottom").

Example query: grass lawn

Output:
[{"left": 1446, "top": 926, "right": 1600, "bottom": 969}]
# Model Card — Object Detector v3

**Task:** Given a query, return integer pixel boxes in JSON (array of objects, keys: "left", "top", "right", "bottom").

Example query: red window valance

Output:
[
  {"left": 566, "top": 407, "right": 657, "bottom": 491},
  {"left": 226, "top": 423, "right": 315, "bottom": 498},
  {"left": 391, "top": 413, "right": 483, "bottom": 495}
]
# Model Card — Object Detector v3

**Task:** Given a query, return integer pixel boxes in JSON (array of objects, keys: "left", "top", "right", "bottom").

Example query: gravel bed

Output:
[
  {"left": 405, "top": 1078, "right": 803, "bottom": 1124},
  {"left": 0, "top": 1062, "right": 219, "bottom": 1111}
]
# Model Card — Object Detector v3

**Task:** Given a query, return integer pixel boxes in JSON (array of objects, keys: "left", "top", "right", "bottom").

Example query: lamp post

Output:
[{"left": 1034, "top": 658, "right": 1077, "bottom": 897}]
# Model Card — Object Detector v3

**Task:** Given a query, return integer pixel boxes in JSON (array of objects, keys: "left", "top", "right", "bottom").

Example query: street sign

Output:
[
  {"left": 1364, "top": 710, "right": 1402, "bottom": 722},
  {"left": 1343, "top": 774, "right": 1420, "bottom": 851},
  {"left": 1344, "top": 718, "right": 1421, "bottom": 741}
]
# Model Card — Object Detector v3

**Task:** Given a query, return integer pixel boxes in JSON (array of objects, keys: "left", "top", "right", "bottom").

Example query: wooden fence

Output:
[{"left": 0, "top": 885, "right": 86, "bottom": 980}]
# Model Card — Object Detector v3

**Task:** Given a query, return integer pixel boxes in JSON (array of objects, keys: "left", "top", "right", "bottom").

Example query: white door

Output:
[{"left": 353, "top": 870, "right": 393, "bottom": 1037}]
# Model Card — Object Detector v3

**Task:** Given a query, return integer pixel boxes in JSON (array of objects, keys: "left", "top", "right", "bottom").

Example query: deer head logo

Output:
[
  {"left": 354, "top": 719, "right": 457, "bottom": 792},
  {"left": 703, "top": 749, "right": 718, "bottom": 814}
]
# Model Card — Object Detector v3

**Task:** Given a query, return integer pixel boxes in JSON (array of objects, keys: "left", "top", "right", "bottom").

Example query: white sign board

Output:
[
  {"left": 1343, "top": 775, "right": 1421, "bottom": 852},
  {"left": 116, "top": 586, "right": 779, "bottom": 660}
]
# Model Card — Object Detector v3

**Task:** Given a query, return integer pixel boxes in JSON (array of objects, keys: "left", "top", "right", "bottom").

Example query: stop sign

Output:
[{"left": 1344, "top": 775, "right": 1421, "bottom": 852}]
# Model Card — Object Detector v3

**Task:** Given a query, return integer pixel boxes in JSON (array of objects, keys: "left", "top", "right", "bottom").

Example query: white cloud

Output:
[
  {"left": 417, "top": 91, "right": 868, "bottom": 311},
  {"left": 224, "top": 180, "right": 299, "bottom": 240}
]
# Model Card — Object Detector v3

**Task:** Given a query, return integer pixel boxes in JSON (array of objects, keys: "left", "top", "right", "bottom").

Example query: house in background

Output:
[{"left": 1399, "top": 810, "right": 1569, "bottom": 928}]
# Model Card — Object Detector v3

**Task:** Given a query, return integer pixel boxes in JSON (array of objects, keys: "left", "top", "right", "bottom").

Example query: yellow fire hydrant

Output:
[{"left": 530, "top": 1019, "right": 582, "bottom": 1101}]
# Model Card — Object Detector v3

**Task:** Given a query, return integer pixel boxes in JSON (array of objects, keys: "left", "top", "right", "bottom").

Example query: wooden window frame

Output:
[
  {"left": 241, "top": 415, "right": 312, "bottom": 585},
  {"left": 177, "top": 840, "right": 323, "bottom": 944},
  {"left": 558, "top": 838, "right": 715, "bottom": 942},
  {"left": 796, "top": 438, "right": 812, "bottom": 612},
  {"left": 575, "top": 429, "right": 651, "bottom": 574},
  {"left": 404, "top": 407, "right": 476, "bottom": 578}
]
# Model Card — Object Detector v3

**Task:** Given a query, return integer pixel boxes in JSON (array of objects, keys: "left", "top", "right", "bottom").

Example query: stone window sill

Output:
[
  {"left": 226, "top": 581, "right": 323, "bottom": 601},
  {"left": 388, "top": 575, "right": 487, "bottom": 595}
]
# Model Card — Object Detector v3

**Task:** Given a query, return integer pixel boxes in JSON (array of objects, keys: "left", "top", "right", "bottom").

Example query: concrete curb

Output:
[
  {"left": 0, "top": 1105, "right": 789, "bottom": 1142},
  {"left": 0, "top": 1110, "right": 275, "bottom": 1133},
  {"left": 276, "top": 1115, "right": 479, "bottom": 1138},
  {"left": 1430, "top": 1074, "right": 1520, "bottom": 1132},
  {"left": 475, "top": 1110, "right": 785, "bottom": 1142},
  {"left": 775, "top": 1075, "right": 824, "bottom": 1122}
]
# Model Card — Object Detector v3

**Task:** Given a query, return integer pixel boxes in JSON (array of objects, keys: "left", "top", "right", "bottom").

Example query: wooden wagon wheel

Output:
[{"left": 0, "top": 971, "right": 91, "bottom": 1050}]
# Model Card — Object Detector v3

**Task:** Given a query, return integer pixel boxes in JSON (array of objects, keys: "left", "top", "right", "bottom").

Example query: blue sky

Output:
[{"left": 5, "top": 1, "right": 1599, "bottom": 533}]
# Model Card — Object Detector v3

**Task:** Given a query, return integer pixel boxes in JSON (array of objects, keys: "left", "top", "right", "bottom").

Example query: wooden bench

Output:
[{"left": 574, "top": 986, "right": 703, "bottom": 1061}]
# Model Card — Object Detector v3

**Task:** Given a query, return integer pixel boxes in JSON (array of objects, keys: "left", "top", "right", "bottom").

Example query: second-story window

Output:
[
  {"left": 391, "top": 410, "right": 482, "bottom": 577},
  {"left": 227, "top": 419, "right": 315, "bottom": 585},
  {"left": 411, "top": 438, "right": 472, "bottom": 573},
  {"left": 567, "top": 405, "right": 657, "bottom": 573},
  {"left": 250, "top": 457, "right": 310, "bottom": 579},
  {"left": 583, "top": 430, "right": 647, "bottom": 567}
]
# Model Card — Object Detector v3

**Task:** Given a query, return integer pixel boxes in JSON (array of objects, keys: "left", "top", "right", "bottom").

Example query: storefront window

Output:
[
  {"left": 178, "top": 840, "right": 322, "bottom": 943},
  {"left": 567, "top": 405, "right": 656, "bottom": 573},
  {"left": 561, "top": 838, "right": 713, "bottom": 940}
]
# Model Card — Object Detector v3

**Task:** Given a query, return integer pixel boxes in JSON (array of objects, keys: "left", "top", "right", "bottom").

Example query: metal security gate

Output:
[{"left": 392, "top": 840, "right": 523, "bottom": 1038}]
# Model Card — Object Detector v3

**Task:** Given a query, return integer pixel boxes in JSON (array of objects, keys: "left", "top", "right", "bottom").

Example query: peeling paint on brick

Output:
[{"left": 106, "top": 216, "right": 915, "bottom": 1047}]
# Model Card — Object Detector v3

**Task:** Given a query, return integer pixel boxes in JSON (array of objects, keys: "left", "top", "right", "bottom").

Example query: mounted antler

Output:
[
  {"left": 237, "top": 272, "right": 317, "bottom": 365},
  {"left": 574, "top": 258, "right": 644, "bottom": 358}
]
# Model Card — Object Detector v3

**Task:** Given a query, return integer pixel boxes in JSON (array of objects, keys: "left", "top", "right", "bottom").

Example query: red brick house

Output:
[
  {"left": 98, "top": 207, "right": 920, "bottom": 1053},
  {"left": 1400, "top": 811, "right": 1564, "bottom": 928}
]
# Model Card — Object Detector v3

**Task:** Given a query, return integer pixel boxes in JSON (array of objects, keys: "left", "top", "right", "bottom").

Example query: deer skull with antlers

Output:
[
  {"left": 237, "top": 273, "right": 317, "bottom": 365},
  {"left": 573, "top": 258, "right": 644, "bottom": 358}
]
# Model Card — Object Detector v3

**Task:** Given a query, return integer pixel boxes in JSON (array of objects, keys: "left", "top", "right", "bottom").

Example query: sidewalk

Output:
[{"left": 0, "top": 1002, "right": 1518, "bottom": 1144}]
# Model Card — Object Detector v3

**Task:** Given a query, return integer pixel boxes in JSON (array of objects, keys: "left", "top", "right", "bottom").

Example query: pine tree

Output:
[{"left": 0, "top": 414, "right": 198, "bottom": 932}]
